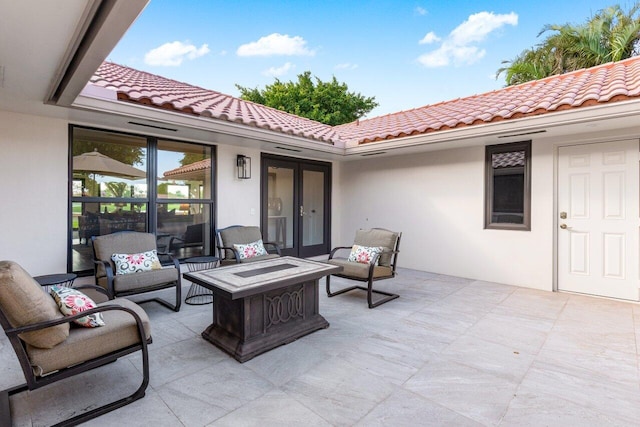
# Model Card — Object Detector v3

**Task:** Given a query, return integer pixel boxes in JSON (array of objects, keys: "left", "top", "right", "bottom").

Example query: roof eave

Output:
[
  {"left": 72, "top": 91, "right": 347, "bottom": 156},
  {"left": 343, "top": 99, "right": 640, "bottom": 158}
]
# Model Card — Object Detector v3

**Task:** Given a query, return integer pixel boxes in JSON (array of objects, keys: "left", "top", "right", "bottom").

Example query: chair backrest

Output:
[
  {"left": 183, "top": 223, "right": 205, "bottom": 245},
  {"left": 92, "top": 232, "right": 157, "bottom": 278},
  {"left": 216, "top": 225, "right": 263, "bottom": 260},
  {"left": 0, "top": 261, "right": 69, "bottom": 349},
  {"left": 354, "top": 228, "right": 401, "bottom": 268}
]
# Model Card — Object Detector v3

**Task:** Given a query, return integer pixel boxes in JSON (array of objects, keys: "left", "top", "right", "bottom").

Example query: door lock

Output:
[{"left": 560, "top": 212, "right": 567, "bottom": 219}]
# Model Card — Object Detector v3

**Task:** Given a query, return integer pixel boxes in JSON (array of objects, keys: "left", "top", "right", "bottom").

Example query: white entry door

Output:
[{"left": 558, "top": 140, "right": 639, "bottom": 300}]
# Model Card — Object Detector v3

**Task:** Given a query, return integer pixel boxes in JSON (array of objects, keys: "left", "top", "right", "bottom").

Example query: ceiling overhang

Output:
[{"left": 46, "top": 0, "right": 148, "bottom": 106}]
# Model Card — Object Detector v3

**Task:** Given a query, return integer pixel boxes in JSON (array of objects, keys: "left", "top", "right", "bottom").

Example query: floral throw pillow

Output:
[
  {"left": 50, "top": 286, "right": 105, "bottom": 328},
  {"left": 111, "top": 250, "right": 162, "bottom": 275},
  {"left": 233, "top": 239, "right": 268, "bottom": 260},
  {"left": 347, "top": 244, "right": 383, "bottom": 265}
]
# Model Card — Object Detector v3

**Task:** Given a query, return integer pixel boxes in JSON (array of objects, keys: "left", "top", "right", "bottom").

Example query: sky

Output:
[{"left": 107, "top": 0, "right": 631, "bottom": 118}]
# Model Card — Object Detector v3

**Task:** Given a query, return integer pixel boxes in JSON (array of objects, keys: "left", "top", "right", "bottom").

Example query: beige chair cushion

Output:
[
  {"left": 92, "top": 232, "right": 157, "bottom": 278},
  {"left": 26, "top": 298, "right": 151, "bottom": 376},
  {"left": 354, "top": 229, "right": 399, "bottom": 267},
  {"left": 102, "top": 267, "right": 179, "bottom": 293},
  {"left": 0, "top": 261, "right": 69, "bottom": 349},
  {"left": 327, "top": 259, "right": 393, "bottom": 280},
  {"left": 219, "top": 226, "right": 264, "bottom": 260}
]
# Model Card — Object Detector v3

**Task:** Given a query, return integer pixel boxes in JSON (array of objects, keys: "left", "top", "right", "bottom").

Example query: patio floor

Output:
[{"left": 2, "top": 267, "right": 640, "bottom": 426}]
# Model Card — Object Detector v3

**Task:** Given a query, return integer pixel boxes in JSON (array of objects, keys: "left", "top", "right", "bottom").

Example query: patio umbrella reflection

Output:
[{"left": 73, "top": 149, "right": 146, "bottom": 179}]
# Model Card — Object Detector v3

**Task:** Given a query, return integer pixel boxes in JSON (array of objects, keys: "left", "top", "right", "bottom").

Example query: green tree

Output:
[
  {"left": 236, "top": 71, "right": 378, "bottom": 125},
  {"left": 498, "top": 3, "right": 640, "bottom": 85}
]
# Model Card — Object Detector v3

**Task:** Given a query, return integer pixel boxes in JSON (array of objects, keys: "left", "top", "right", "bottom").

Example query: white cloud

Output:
[
  {"left": 415, "top": 6, "right": 427, "bottom": 16},
  {"left": 450, "top": 11, "right": 518, "bottom": 45},
  {"left": 419, "top": 31, "right": 440, "bottom": 45},
  {"left": 417, "top": 11, "right": 517, "bottom": 68},
  {"left": 144, "top": 41, "right": 210, "bottom": 66},
  {"left": 237, "top": 33, "right": 315, "bottom": 57},
  {"left": 263, "top": 62, "right": 294, "bottom": 77},
  {"left": 335, "top": 63, "right": 358, "bottom": 70}
]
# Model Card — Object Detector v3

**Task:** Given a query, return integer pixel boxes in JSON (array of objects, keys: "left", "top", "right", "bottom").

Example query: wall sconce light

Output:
[{"left": 237, "top": 155, "right": 251, "bottom": 179}]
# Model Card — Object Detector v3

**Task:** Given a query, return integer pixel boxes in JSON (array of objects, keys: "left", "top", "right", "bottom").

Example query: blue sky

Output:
[{"left": 108, "top": 0, "right": 628, "bottom": 118}]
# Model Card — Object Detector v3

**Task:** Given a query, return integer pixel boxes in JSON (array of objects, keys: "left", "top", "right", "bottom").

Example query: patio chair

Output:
[
  {"left": 216, "top": 225, "right": 281, "bottom": 266},
  {"left": 169, "top": 222, "right": 207, "bottom": 256},
  {"left": 91, "top": 231, "right": 182, "bottom": 312},
  {"left": 0, "top": 260, "right": 151, "bottom": 426},
  {"left": 326, "top": 228, "right": 402, "bottom": 309}
]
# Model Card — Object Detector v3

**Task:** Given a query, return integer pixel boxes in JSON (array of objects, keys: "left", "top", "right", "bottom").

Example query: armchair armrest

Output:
[
  {"left": 218, "top": 245, "right": 242, "bottom": 263},
  {"left": 5, "top": 304, "right": 149, "bottom": 345},
  {"left": 328, "top": 246, "right": 353, "bottom": 260},
  {"left": 157, "top": 251, "right": 180, "bottom": 270},
  {"left": 263, "top": 241, "right": 281, "bottom": 255},
  {"left": 92, "top": 259, "right": 115, "bottom": 297}
]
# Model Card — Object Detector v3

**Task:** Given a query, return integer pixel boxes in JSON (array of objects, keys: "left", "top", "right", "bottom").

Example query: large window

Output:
[
  {"left": 484, "top": 141, "right": 531, "bottom": 230},
  {"left": 70, "top": 127, "right": 215, "bottom": 274},
  {"left": 156, "top": 139, "right": 213, "bottom": 259}
]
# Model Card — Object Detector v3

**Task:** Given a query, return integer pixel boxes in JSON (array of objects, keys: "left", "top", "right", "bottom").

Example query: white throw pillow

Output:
[
  {"left": 111, "top": 250, "right": 162, "bottom": 275},
  {"left": 347, "top": 244, "right": 383, "bottom": 265},
  {"left": 233, "top": 239, "right": 268, "bottom": 260}
]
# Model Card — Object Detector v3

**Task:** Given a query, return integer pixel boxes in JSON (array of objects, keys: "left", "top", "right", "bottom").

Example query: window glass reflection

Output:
[{"left": 157, "top": 140, "right": 211, "bottom": 199}]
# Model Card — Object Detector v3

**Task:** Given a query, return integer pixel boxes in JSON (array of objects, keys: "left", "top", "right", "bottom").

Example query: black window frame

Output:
[
  {"left": 484, "top": 140, "right": 531, "bottom": 231},
  {"left": 68, "top": 124, "right": 216, "bottom": 275}
]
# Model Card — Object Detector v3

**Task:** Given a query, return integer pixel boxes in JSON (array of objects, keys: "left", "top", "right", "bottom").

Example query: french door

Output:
[
  {"left": 557, "top": 139, "right": 639, "bottom": 300},
  {"left": 261, "top": 154, "right": 331, "bottom": 258}
]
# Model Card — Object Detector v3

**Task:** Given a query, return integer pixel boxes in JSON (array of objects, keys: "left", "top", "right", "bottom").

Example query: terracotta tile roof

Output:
[
  {"left": 335, "top": 56, "right": 640, "bottom": 144},
  {"left": 492, "top": 151, "right": 525, "bottom": 168},
  {"left": 163, "top": 158, "right": 211, "bottom": 180},
  {"left": 90, "top": 62, "right": 341, "bottom": 144},
  {"left": 90, "top": 57, "right": 640, "bottom": 147}
]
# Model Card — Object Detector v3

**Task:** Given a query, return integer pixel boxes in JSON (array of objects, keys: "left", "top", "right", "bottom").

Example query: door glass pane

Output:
[
  {"left": 266, "top": 166, "right": 294, "bottom": 249},
  {"left": 302, "top": 170, "right": 324, "bottom": 246}
]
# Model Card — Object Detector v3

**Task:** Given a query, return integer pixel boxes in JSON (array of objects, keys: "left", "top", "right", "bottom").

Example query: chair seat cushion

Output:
[
  {"left": 26, "top": 298, "right": 151, "bottom": 376},
  {"left": 0, "top": 261, "right": 69, "bottom": 349},
  {"left": 98, "top": 266, "right": 178, "bottom": 293},
  {"left": 327, "top": 259, "right": 393, "bottom": 280}
]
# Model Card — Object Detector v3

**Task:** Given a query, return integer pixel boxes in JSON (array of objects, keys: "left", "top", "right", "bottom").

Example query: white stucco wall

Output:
[
  {"left": 215, "top": 145, "right": 262, "bottom": 229},
  {"left": 0, "top": 106, "right": 632, "bottom": 293},
  {"left": 336, "top": 141, "right": 555, "bottom": 290},
  {"left": 0, "top": 111, "right": 69, "bottom": 275}
]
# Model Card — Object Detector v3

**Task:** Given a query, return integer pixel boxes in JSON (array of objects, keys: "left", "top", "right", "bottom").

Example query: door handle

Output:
[{"left": 560, "top": 224, "right": 568, "bottom": 229}]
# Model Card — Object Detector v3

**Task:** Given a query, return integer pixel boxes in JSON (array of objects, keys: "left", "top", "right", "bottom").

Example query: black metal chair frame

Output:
[
  {"left": 215, "top": 225, "right": 281, "bottom": 264},
  {"left": 326, "top": 232, "right": 402, "bottom": 309},
  {"left": 0, "top": 285, "right": 151, "bottom": 427},
  {"left": 91, "top": 232, "right": 182, "bottom": 312}
]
